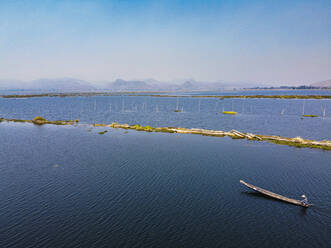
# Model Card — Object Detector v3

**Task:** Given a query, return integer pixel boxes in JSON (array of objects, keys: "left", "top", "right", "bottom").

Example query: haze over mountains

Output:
[
  {"left": 0, "top": 78, "right": 261, "bottom": 91},
  {"left": 310, "top": 79, "right": 331, "bottom": 88},
  {"left": 0, "top": 78, "right": 330, "bottom": 92},
  {"left": 0, "top": 78, "right": 95, "bottom": 91}
]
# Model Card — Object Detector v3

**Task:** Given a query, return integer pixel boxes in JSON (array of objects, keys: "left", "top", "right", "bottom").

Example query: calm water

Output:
[
  {"left": 0, "top": 123, "right": 330, "bottom": 248},
  {"left": 0, "top": 91, "right": 331, "bottom": 247},
  {"left": 1, "top": 92, "right": 331, "bottom": 140}
]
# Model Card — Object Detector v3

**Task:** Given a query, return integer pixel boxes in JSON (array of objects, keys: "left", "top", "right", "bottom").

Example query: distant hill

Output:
[
  {"left": 29, "top": 78, "right": 96, "bottom": 91},
  {"left": 0, "top": 77, "right": 263, "bottom": 92},
  {"left": 108, "top": 79, "right": 153, "bottom": 91},
  {"left": 310, "top": 79, "right": 331, "bottom": 88},
  {"left": 172, "top": 80, "right": 260, "bottom": 90},
  {"left": 104, "top": 79, "right": 230, "bottom": 91}
]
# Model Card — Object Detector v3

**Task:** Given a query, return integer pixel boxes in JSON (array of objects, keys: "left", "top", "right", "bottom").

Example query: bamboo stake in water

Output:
[{"left": 322, "top": 107, "right": 326, "bottom": 118}]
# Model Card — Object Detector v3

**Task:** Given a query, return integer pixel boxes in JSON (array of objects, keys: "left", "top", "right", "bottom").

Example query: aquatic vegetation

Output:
[
  {"left": 0, "top": 116, "right": 80, "bottom": 126},
  {"left": 98, "top": 130, "right": 108, "bottom": 135},
  {"left": 154, "top": 127, "right": 175, "bottom": 133},
  {"left": 5, "top": 118, "right": 29, "bottom": 123},
  {"left": 135, "top": 126, "right": 145, "bottom": 131},
  {"left": 1, "top": 117, "right": 331, "bottom": 150},
  {"left": 222, "top": 111, "right": 237, "bottom": 115},
  {"left": 32, "top": 116, "right": 47, "bottom": 125},
  {"left": 127, "top": 124, "right": 143, "bottom": 130},
  {"left": 109, "top": 122, "right": 119, "bottom": 128},
  {"left": 33, "top": 116, "right": 46, "bottom": 122},
  {"left": 143, "top": 125, "right": 154, "bottom": 132},
  {"left": 132, "top": 94, "right": 331, "bottom": 100},
  {"left": 229, "top": 134, "right": 245, "bottom": 139},
  {"left": 174, "top": 109, "right": 182, "bottom": 112},
  {"left": 93, "top": 123, "right": 107, "bottom": 127},
  {"left": 268, "top": 139, "right": 331, "bottom": 150}
]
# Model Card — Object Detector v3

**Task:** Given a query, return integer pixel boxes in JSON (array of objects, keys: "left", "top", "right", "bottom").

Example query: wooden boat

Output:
[{"left": 240, "top": 180, "right": 311, "bottom": 207}]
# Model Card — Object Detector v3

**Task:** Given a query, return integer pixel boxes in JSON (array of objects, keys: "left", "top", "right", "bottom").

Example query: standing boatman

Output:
[{"left": 301, "top": 194, "right": 308, "bottom": 206}]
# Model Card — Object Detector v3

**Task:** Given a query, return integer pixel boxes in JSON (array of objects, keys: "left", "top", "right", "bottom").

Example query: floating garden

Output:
[
  {"left": 222, "top": 111, "right": 237, "bottom": 115},
  {"left": 1, "top": 116, "right": 331, "bottom": 150}
]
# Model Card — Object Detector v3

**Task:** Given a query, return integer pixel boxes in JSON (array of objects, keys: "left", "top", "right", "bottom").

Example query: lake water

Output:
[
  {"left": 0, "top": 91, "right": 331, "bottom": 247},
  {"left": 1, "top": 92, "right": 331, "bottom": 140}
]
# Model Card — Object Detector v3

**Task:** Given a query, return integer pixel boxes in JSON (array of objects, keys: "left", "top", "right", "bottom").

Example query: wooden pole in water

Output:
[{"left": 321, "top": 106, "right": 326, "bottom": 118}]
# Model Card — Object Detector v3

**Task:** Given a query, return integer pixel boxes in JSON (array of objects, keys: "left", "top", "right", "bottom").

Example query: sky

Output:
[{"left": 0, "top": 0, "right": 330, "bottom": 84}]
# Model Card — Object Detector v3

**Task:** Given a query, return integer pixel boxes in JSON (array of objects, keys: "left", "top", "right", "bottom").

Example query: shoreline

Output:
[
  {"left": 1, "top": 91, "right": 331, "bottom": 100},
  {"left": 129, "top": 94, "right": 331, "bottom": 99},
  {"left": 1, "top": 117, "right": 331, "bottom": 151}
]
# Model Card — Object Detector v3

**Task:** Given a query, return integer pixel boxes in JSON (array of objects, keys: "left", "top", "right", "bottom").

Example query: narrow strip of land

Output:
[
  {"left": 130, "top": 94, "right": 331, "bottom": 99},
  {"left": 1, "top": 117, "right": 331, "bottom": 150},
  {"left": 1, "top": 92, "right": 331, "bottom": 99}
]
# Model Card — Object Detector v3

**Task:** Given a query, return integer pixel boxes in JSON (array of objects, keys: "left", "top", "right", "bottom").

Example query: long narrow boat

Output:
[{"left": 240, "top": 180, "right": 311, "bottom": 207}]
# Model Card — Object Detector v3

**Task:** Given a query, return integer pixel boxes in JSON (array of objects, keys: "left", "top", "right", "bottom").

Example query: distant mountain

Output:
[
  {"left": 310, "top": 79, "right": 331, "bottom": 88},
  {"left": 0, "top": 77, "right": 264, "bottom": 92},
  {"left": 108, "top": 79, "right": 153, "bottom": 91},
  {"left": 29, "top": 78, "right": 96, "bottom": 91},
  {"left": 172, "top": 80, "right": 261, "bottom": 90}
]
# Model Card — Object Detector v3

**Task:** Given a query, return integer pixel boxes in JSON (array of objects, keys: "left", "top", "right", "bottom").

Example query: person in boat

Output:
[{"left": 301, "top": 195, "right": 308, "bottom": 205}]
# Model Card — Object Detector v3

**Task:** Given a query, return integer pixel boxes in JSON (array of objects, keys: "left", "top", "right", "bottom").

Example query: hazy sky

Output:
[{"left": 0, "top": 0, "right": 330, "bottom": 84}]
